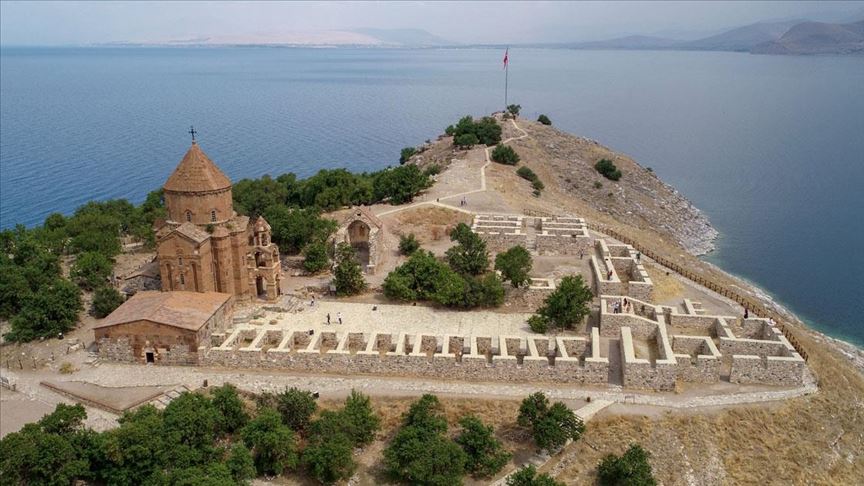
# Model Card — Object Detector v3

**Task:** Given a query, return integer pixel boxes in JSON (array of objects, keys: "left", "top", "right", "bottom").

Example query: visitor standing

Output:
[
  {"left": 338, "top": 312, "right": 343, "bottom": 325},
  {"left": 326, "top": 313, "right": 331, "bottom": 325},
  {"left": 744, "top": 308, "right": 749, "bottom": 319}
]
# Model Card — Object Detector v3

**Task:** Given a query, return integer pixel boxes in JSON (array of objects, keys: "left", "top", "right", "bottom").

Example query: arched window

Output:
[
  {"left": 179, "top": 273, "right": 185, "bottom": 285},
  {"left": 178, "top": 257, "right": 183, "bottom": 266},
  {"left": 185, "top": 210, "right": 192, "bottom": 222},
  {"left": 210, "top": 210, "right": 217, "bottom": 222}
]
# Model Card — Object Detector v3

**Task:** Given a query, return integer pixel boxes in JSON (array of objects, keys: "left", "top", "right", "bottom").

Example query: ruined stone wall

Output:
[
  {"left": 477, "top": 232, "right": 528, "bottom": 252},
  {"left": 675, "top": 355, "right": 720, "bottom": 383},
  {"left": 730, "top": 355, "right": 805, "bottom": 386},
  {"left": 535, "top": 234, "right": 593, "bottom": 256}
]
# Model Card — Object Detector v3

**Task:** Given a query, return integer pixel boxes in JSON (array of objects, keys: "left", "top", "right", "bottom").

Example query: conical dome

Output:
[{"left": 163, "top": 143, "right": 232, "bottom": 193}]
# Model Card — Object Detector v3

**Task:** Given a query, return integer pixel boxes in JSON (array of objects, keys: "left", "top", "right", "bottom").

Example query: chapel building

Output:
[{"left": 154, "top": 141, "right": 281, "bottom": 300}]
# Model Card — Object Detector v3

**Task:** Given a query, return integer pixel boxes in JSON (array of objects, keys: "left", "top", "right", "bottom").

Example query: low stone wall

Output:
[
  {"left": 536, "top": 234, "right": 593, "bottom": 256},
  {"left": 477, "top": 232, "right": 528, "bottom": 252},
  {"left": 506, "top": 286, "right": 554, "bottom": 310},
  {"left": 619, "top": 327, "right": 677, "bottom": 391},
  {"left": 201, "top": 328, "right": 610, "bottom": 386},
  {"left": 599, "top": 296, "right": 661, "bottom": 338},
  {"left": 730, "top": 354, "right": 805, "bottom": 386}
]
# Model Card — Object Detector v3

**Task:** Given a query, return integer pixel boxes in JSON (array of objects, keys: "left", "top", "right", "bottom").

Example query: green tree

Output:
[
  {"left": 0, "top": 261, "right": 31, "bottom": 318},
  {"left": 517, "top": 393, "right": 584, "bottom": 453},
  {"left": 400, "top": 147, "right": 418, "bottom": 165},
  {"left": 97, "top": 405, "right": 167, "bottom": 485},
  {"left": 232, "top": 175, "right": 291, "bottom": 217},
  {"left": 340, "top": 389, "right": 381, "bottom": 446},
  {"left": 491, "top": 144, "right": 520, "bottom": 165},
  {"left": 0, "top": 422, "right": 90, "bottom": 486},
  {"left": 445, "top": 223, "right": 489, "bottom": 276},
  {"left": 275, "top": 387, "right": 318, "bottom": 431},
  {"left": 92, "top": 285, "right": 124, "bottom": 318},
  {"left": 70, "top": 251, "right": 113, "bottom": 290},
  {"left": 455, "top": 415, "right": 511, "bottom": 478},
  {"left": 506, "top": 464, "right": 563, "bottom": 486},
  {"left": 597, "top": 444, "right": 657, "bottom": 486},
  {"left": 302, "top": 432, "right": 356, "bottom": 484},
  {"left": 373, "top": 164, "right": 431, "bottom": 205},
  {"left": 495, "top": 245, "right": 533, "bottom": 288},
  {"left": 537, "top": 114, "right": 552, "bottom": 126},
  {"left": 535, "top": 275, "right": 592, "bottom": 331},
  {"left": 166, "top": 463, "right": 235, "bottom": 486},
  {"left": 226, "top": 443, "right": 256, "bottom": 483},
  {"left": 333, "top": 242, "right": 366, "bottom": 296},
  {"left": 241, "top": 408, "right": 299, "bottom": 476},
  {"left": 595, "top": 158, "right": 622, "bottom": 181},
  {"left": 399, "top": 233, "right": 421, "bottom": 256},
  {"left": 455, "top": 133, "right": 480, "bottom": 149},
  {"left": 474, "top": 117, "right": 503, "bottom": 145},
  {"left": 265, "top": 206, "right": 337, "bottom": 254},
  {"left": 507, "top": 104, "right": 522, "bottom": 117},
  {"left": 162, "top": 392, "right": 220, "bottom": 466},
  {"left": 302, "top": 241, "right": 330, "bottom": 273},
  {"left": 211, "top": 383, "right": 249, "bottom": 435},
  {"left": 7, "top": 278, "right": 82, "bottom": 342}
]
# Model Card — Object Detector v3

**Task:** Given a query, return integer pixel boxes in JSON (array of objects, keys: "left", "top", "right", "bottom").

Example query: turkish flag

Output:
[{"left": 503, "top": 48, "right": 509, "bottom": 68}]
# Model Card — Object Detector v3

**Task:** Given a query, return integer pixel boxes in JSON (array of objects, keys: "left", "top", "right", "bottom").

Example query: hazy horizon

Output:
[{"left": 1, "top": 1, "right": 862, "bottom": 46}]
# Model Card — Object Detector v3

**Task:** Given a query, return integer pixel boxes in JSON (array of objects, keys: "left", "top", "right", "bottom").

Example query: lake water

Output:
[{"left": 1, "top": 47, "right": 862, "bottom": 345}]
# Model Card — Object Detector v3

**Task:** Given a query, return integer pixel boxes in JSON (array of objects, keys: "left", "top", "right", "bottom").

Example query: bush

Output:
[
  {"left": 400, "top": 147, "right": 417, "bottom": 164},
  {"left": 340, "top": 389, "right": 380, "bottom": 446},
  {"left": 516, "top": 166, "right": 543, "bottom": 193},
  {"left": 494, "top": 245, "right": 532, "bottom": 288},
  {"left": 534, "top": 275, "right": 592, "bottom": 332},
  {"left": 211, "top": 384, "right": 249, "bottom": 435},
  {"left": 383, "top": 395, "right": 467, "bottom": 485},
  {"left": 517, "top": 393, "right": 585, "bottom": 453},
  {"left": 333, "top": 243, "right": 366, "bottom": 296},
  {"left": 537, "top": 114, "right": 552, "bottom": 126},
  {"left": 446, "top": 223, "right": 489, "bottom": 276},
  {"left": 398, "top": 233, "right": 420, "bottom": 256},
  {"left": 594, "top": 181, "right": 603, "bottom": 189},
  {"left": 506, "top": 464, "right": 563, "bottom": 486},
  {"left": 70, "top": 251, "right": 113, "bottom": 290},
  {"left": 302, "top": 241, "right": 329, "bottom": 273},
  {"left": 275, "top": 387, "right": 318, "bottom": 432},
  {"left": 491, "top": 144, "right": 520, "bottom": 165},
  {"left": 454, "top": 133, "right": 480, "bottom": 149},
  {"left": 423, "top": 164, "right": 441, "bottom": 177},
  {"left": 506, "top": 104, "right": 522, "bottom": 117},
  {"left": 226, "top": 443, "right": 256, "bottom": 483},
  {"left": 92, "top": 286, "right": 124, "bottom": 318},
  {"left": 455, "top": 415, "right": 511, "bottom": 478},
  {"left": 597, "top": 444, "right": 657, "bottom": 486},
  {"left": 241, "top": 408, "right": 299, "bottom": 475},
  {"left": 595, "top": 158, "right": 622, "bottom": 181},
  {"left": 446, "top": 116, "right": 502, "bottom": 146},
  {"left": 302, "top": 432, "right": 356, "bottom": 484},
  {"left": 528, "top": 315, "right": 548, "bottom": 334},
  {"left": 265, "top": 206, "right": 338, "bottom": 255},
  {"left": 7, "top": 278, "right": 82, "bottom": 342}
]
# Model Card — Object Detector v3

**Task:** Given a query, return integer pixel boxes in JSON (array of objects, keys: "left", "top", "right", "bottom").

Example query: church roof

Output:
[
  {"left": 95, "top": 291, "right": 232, "bottom": 331},
  {"left": 343, "top": 205, "right": 383, "bottom": 229},
  {"left": 172, "top": 222, "right": 211, "bottom": 244},
  {"left": 163, "top": 142, "right": 232, "bottom": 193}
]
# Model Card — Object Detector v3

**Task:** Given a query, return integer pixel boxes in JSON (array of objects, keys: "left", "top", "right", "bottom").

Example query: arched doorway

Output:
[
  {"left": 256, "top": 276, "right": 266, "bottom": 298},
  {"left": 347, "top": 220, "right": 370, "bottom": 268}
]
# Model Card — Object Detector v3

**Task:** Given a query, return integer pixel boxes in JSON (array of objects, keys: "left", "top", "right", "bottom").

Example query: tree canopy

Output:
[
  {"left": 495, "top": 245, "right": 533, "bottom": 288},
  {"left": 517, "top": 392, "right": 585, "bottom": 453},
  {"left": 534, "top": 275, "right": 593, "bottom": 332},
  {"left": 445, "top": 116, "right": 502, "bottom": 146},
  {"left": 597, "top": 444, "right": 657, "bottom": 486}
]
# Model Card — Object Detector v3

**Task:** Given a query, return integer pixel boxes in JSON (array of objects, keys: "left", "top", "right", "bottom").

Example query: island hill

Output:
[{"left": 1, "top": 110, "right": 862, "bottom": 485}]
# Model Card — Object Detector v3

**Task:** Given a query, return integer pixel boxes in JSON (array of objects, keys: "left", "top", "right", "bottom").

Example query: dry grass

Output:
[
  {"left": 390, "top": 206, "right": 472, "bottom": 244},
  {"left": 644, "top": 262, "right": 684, "bottom": 302}
]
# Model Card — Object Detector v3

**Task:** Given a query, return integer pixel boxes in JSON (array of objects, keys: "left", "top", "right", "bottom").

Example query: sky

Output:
[{"left": 1, "top": 1, "right": 862, "bottom": 46}]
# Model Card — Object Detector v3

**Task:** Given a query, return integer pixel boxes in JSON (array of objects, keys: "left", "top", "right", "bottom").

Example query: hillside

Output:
[
  {"left": 678, "top": 20, "right": 800, "bottom": 51},
  {"left": 412, "top": 118, "right": 717, "bottom": 255},
  {"left": 752, "top": 20, "right": 864, "bottom": 55}
]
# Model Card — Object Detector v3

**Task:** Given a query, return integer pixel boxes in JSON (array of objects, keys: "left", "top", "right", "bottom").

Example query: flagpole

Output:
[{"left": 504, "top": 47, "right": 509, "bottom": 112}]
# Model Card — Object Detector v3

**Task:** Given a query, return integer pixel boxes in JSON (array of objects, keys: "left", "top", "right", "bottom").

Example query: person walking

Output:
[
  {"left": 337, "top": 312, "right": 343, "bottom": 325},
  {"left": 326, "top": 313, "right": 331, "bottom": 325},
  {"left": 744, "top": 307, "right": 749, "bottom": 319},
  {"left": 579, "top": 249, "right": 584, "bottom": 260}
]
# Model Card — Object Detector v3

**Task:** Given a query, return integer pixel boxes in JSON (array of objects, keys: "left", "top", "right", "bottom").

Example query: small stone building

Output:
[
  {"left": 94, "top": 291, "right": 233, "bottom": 365},
  {"left": 335, "top": 206, "right": 384, "bottom": 274},
  {"left": 155, "top": 141, "right": 282, "bottom": 300}
]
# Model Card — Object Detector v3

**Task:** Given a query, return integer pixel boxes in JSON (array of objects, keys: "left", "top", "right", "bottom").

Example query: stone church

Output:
[{"left": 154, "top": 141, "right": 282, "bottom": 300}]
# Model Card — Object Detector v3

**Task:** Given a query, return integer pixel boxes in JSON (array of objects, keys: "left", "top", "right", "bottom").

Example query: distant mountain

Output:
[
  {"left": 752, "top": 20, "right": 864, "bottom": 55},
  {"left": 351, "top": 28, "right": 452, "bottom": 47},
  {"left": 560, "top": 18, "right": 863, "bottom": 55},
  {"left": 569, "top": 35, "right": 680, "bottom": 50},
  {"left": 111, "top": 28, "right": 451, "bottom": 48},
  {"left": 677, "top": 20, "right": 800, "bottom": 51}
]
